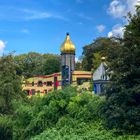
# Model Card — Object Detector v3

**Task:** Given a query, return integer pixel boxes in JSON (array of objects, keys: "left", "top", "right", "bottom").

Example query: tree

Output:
[
  {"left": 82, "top": 44, "right": 94, "bottom": 71},
  {"left": 14, "top": 52, "right": 44, "bottom": 78},
  {"left": 0, "top": 55, "right": 23, "bottom": 115},
  {"left": 14, "top": 53, "right": 61, "bottom": 78},
  {"left": 81, "top": 37, "right": 119, "bottom": 71},
  {"left": 75, "top": 61, "right": 82, "bottom": 70},
  {"left": 42, "top": 54, "right": 61, "bottom": 75},
  {"left": 101, "top": 6, "right": 140, "bottom": 134}
]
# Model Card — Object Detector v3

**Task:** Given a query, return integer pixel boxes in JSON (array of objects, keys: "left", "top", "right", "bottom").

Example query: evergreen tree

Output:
[{"left": 102, "top": 6, "right": 140, "bottom": 134}]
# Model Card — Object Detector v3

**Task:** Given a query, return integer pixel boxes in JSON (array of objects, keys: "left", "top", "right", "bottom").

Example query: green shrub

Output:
[
  {"left": 12, "top": 86, "right": 140, "bottom": 139},
  {"left": 0, "top": 116, "right": 13, "bottom": 140}
]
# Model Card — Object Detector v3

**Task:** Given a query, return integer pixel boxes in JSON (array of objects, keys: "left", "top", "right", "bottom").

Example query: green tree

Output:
[
  {"left": 0, "top": 55, "right": 23, "bottom": 115},
  {"left": 81, "top": 37, "right": 119, "bottom": 71},
  {"left": 101, "top": 6, "right": 140, "bottom": 134},
  {"left": 14, "top": 52, "right": 44, "bottom": 78},
  {"left": 14, "top": 53, "right": 61, "bottom": 78},
  {"left": 75, "top": 61, "right": 82, "bottom": 70},
  {"left": 0, "top": 55, "right": 25, "bottom": 140},
  {"left": 43, "top": 54, "right": 60, "bottom": 75},
  {"left": 82, "top": 44, "right": 94, "bottom": 71}
]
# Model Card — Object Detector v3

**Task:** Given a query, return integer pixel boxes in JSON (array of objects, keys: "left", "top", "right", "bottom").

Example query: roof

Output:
[
  {"left": 60, "top": 33, "right": 76, "bottom": 54},
  {"left": 93, "top": 62, "right": 109, "bottom": 81},
  {"left": 25, "top": 71, "right": 92, "bottom": 83},
  {"left": 73, "top": 71, "right": 91, "bottom": 75}
]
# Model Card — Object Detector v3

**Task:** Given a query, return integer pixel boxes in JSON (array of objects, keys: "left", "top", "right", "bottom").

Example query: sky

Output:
[{"left": 0, "top": 0, "right": 139, "bottom": 58}]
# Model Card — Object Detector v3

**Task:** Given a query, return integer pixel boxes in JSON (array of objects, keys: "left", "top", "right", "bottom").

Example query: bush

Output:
[
  {"left": 31, "top": 118, "right": 140, "bottom": 140},
  {"left": 12, "top": 86, "right": 140, "bottom": 139},
  {"left": 12, "top": 86, "right": 105, "bottom": 139},
  {"left": 0, "top": 116, "right": 13, "bottom": 140}
]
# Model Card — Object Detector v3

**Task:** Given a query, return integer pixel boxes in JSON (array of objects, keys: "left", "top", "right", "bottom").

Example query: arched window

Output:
[
  {"left": 38, "top": 81, "right": 43, "bottom": 87},
  {"left": 47, "top": 81, "right": 52, "bottom": 86}
]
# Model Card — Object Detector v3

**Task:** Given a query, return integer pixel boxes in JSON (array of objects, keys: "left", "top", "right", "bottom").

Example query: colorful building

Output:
[
  {"left": 23, "top": 33, "right": 92, "bottom": 95},
  {"left": 23, "top": 71, "right": 92, "bottom": 95},
  {"left": 93, "top": 57, "right": 109, "bottom": 94}
]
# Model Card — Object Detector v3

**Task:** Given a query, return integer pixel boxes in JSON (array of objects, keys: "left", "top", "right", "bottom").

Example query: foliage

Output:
[
  {"left": 14, "top": 52, "right": 61, "bottom": 78},
  {"left": 75, "top": 61, "right": 82, "bottom": 70},
  {"left": 42, "top": 54, "right": 61, "bottom": 75},
  {"left": 0, "top": 82, "right": 139, "bottom": 140},
  {"left": 11, "top": 86, "right": 140, "bottom": 140},
  {"left": 0, "top": 116, "right": 13, "bottom": 140},
  {"left": 101, "top": 6, "right": 140, "bottom": 134},
  {"left": 82, "top": 43, "right": 94, "bottom": 70},
  {"left": 12, "top": 87, "right": 105, "bottom": 139},
  {"left": 0, "top": 55, "right": 24, "bottom": 115},
  {"left": 81, "top": 37, "right": 120, "bottom": 71},
  {"left": 0, "top": 55, "right": 27, "bottom": 140},
  {"left": 31, "top": 118, "right": 140, "bottom": 140}
]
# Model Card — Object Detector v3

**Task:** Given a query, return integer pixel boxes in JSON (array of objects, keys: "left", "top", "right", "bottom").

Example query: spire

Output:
[{"left": 60, "top": 33, "right": 76, "bottom": 54}]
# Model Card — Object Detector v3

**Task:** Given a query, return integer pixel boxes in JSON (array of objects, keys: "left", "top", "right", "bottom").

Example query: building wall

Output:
[{"left": 22, "top": 71, "right": 92, "bottom": 96}]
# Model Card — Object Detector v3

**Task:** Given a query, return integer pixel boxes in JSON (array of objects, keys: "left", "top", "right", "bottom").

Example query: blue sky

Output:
[{"left": 0, "top": 0, "right": 139, "bottom": 58}]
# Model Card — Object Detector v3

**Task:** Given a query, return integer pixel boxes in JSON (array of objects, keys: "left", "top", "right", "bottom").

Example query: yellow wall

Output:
[{"left": 23, "top": 71, "right": 92, "bottom": 96}]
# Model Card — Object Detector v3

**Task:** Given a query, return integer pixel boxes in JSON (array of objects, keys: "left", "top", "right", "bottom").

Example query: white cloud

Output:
[
  {"left": 96, "top": 25, "right": 106, "bottom": 33},
  {"left": 108, "top": 0, "right": 140, "bottom": 19},
  {"left": 0, "top": 6, "right": 67, "bottom": 21},
  {"left": 22, "top": 9, "right": 52, "bottom": 20},
  {"left": 21, "top": 28, "right": 30, "bottom": 34},
  {"left": 77, "top": 13, "right": 93, "bottom": 21},
  {"left": 22, "top": 9, "right": 68, "bottom": 21},
  {"left": 108, "top": 0, "right": 126, "bottom": 18},
  {"left": 0, "top": 40, "right": 6, "bottom": 54},
  {"left": 108, "top": 24, "right": 124, "bottom": 38},
  {"left": 107, "top": 0, "right": 140, "bottom": 38},
  {"left": 127, "top": 0, "right": 140, "bottom": 14}
]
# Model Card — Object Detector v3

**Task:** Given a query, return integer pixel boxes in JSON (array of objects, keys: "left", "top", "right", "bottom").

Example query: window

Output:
[
  {"left": 47, "top": 81, "right": 52, "bottom": 86},
  {"left": 62, "top": 65, "right": 69, "bottom": 79},
  {"left": 31, "top": 89, "right": 35, "bottom": 95},
  {"left": 38, "top": 81, "right": 43, "bottom": 87}
]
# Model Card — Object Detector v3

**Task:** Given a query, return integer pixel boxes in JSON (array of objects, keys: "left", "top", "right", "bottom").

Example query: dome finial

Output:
[
  {"left": 60, "top": 33, "right": 75, "bottom": 54},
  {"left": 66, "top": 32, "right": 69, "bottom": 36}
]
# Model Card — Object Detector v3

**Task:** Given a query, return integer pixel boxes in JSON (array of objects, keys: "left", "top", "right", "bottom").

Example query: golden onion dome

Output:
[{"left": 60, "top": 33, "right": 76, "bottom": 54}]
